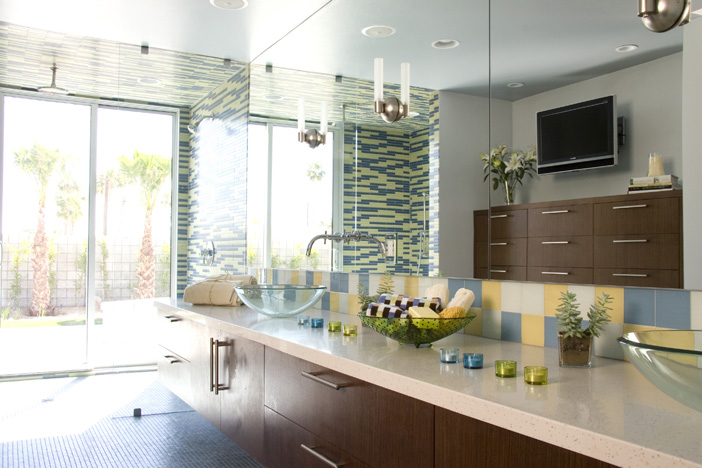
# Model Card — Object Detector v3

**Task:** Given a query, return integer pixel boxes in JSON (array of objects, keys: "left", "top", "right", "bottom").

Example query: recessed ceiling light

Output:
[
  {"left": 263, "top": 94, "right": 284, "bottom": 101},
  {"left": 507, "top": 82, "right": 524, "bottom": 88},
  {"left": 209, "top": 0, "right": 248, "bottom": 10},
  {"left": 138, "top": 77, "right": 161, "bottom": 85},
  {"left": 361, "top": 25, "right": 396, "bottom": 38},
  {"left": 615, "top": 44, "right": 639, "bottom": 53},
  {"left": 431, "top": 39, "right": 460, "bottom": 50}
]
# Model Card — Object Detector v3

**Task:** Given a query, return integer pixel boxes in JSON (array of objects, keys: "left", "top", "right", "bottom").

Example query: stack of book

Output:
[{"left": 628, "top": 175, "right": 681, "bottom": 193}]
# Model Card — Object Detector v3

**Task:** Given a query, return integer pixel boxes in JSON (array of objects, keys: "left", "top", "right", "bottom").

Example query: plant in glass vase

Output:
[
  {"left": 555, "top": 291, "right": 613, "bottom": 368},
  {"left": 480, "top": 144, "right": 537, "bottom": 204}
]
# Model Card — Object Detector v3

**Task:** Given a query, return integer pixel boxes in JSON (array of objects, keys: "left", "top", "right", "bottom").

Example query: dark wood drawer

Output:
[
  {"left": 435, "top": 407, "right": 617, "bottom": 468},
  {"left": 156, "top": 346, "right": 192, "bottom": 405},
  {"left": 594, "top": 197, "right": 680, "bottom": 235},
  {"left": 264, "top": 408, "right": 372, "bottom": 468},
  {"left": 265, "top": 348, "right": 434, "bottom": 468},
  {"left": 156, "top": 310, "right": 193, "bottom": 361},
  {"left": 475, "top": 242, "right": 488, "bottom": 269},
  {"left": 527, "top": 236, "right": 593, "bottom": 268},
  {"left": 490, "top": 209, "right": 527, "bottom": 238},
  {"left": 594, "top": 234, "right": 679, "bottom": 269},
  {"left": 527, "top": 267, "right": 593, "bottom": 284},
  {"left": 528, "top": 203, "right": 593, "bottom": 237},
  {"left": 488, "top": 266, "right": 527, "bottom": 281},
  {"left": 594, "top": 268, "right": 681, "bottom": 288},
  {"left": 474, "top": 212, "right": 488, "bottom": 242},
  {"left": 490, "top": 238, "right": 527, "bottom": 266}
]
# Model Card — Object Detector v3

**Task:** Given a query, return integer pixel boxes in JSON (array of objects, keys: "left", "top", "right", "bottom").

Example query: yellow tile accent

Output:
[
  {"left": 544, "top": 284, "right": 568, "bottom": 317},
  {"left": 265, "top": 269, "right": 272, "bottom": 282},
  {"left": 313, "top": 272, "right": 323, "bottom": 285},
  {"left": 404, "top": 276, "right": 419, "bottom": 297},
  {"left": 521, "top": 314, "right": 545, "bottom": 347},
  {"left": 290, "top": 271, "right": 299, "bottom": 285},
  {"left": 330, "top": 292, "right": 339, "bottom": 312},
  {"left": 482, "top": 281, "right": 501, "bottom": 310},
  {"left": 348, "top": 294, "right": 361, "bottom": 315},
  {"left": 595, "top": 286, "right": 624, "bottom": 323},
  {"left": 463, "top": 308, "right": 483, "bottom": 336}
]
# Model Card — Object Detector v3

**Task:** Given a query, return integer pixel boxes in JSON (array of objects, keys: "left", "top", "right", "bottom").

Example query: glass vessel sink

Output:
[
  {"left": 618, "top": 330, "right": 702, "bottom": 411},
  {"left": 234, "top": 284, "right": 326, "bottom": 318}
]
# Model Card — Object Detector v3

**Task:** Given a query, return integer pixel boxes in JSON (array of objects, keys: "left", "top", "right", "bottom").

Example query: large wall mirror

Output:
[
  {"left": 485, "top": 0, "right": 702, "bottom": 290},
  {"left": 248, "top": 0, "right": 490, "bottom": 278}
]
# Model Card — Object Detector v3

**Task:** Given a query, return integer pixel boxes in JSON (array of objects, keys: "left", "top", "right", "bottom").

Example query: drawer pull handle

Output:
[
  {"left": 542, "top": 210, "right": 569, "bottom": 214},
  {"left": 164, "top": 315, "right": 181, "bottom": 322},
  {"left": 490, "top": 214, "right": 508, "bottom": 219},
  {"left": 489, "top": 269, "right": 507, "bottom": 273},
  {"left": 301, "top": 371, "right": 348, "bottom": 390},
  {"left": 163, "top": 355, "right": 181, "bottom": 364},
  {"left": 541, "top": 271, "right": 569, "bottom": 275},
  {"left": 613, "top": 239, "right": 648, "bottom": 244},
  {"left": 612, "top": 204, "right": 648, "bottom": 210},
  {"left": 613, "top": 273, "right": 649, "bottom": 278},
  {"left": 210, "top": 338, "right": 231, "bottom": 395},
  {"left": 541, "top": 241, "right": 570, "bottom": 245},
  {"left": 490, "top": 242, "right": 508, "bottom": 246},
  {"left": 300, "top": 444, "right": 344, "bottom": 468}
]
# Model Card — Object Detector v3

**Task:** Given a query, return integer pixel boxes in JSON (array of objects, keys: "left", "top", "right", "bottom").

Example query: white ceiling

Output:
[{"left": 0, "top": 0, "right": 695, "bottom": 101}]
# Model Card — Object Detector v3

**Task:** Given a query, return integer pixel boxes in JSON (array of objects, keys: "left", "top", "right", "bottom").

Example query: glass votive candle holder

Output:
[
  {"left": 328, "top": 321, "right": 342, "bottom": 332},
  {"left": 463, "top": 353, "right": 483, "bottom": 369},
  {"left": 440, "top": 348, "right": 460, "bottom": 364},
  {"left": 311, "top": 318, "right": 324, "bottom": 329},
  {"left": 524, "top": 366, "right": 548, "bottom": 385},
  {"left": 297, "top": 315, "right": 310, "bottom": 326},
  {"left": 343, "top": 324, "right": 357, "bottom": 336},
  {"left": 495, "top": 360, "right": 517, "bottom": 378}
]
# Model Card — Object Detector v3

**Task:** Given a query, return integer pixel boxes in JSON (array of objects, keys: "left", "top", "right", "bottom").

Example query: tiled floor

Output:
[{"left": 0, "top": 371, "right": 263, "bottom": 468}]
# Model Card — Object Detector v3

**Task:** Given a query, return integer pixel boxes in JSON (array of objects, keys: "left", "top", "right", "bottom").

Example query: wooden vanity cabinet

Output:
[
  {"left": 264, "top": 347, "right": 434, "bottom": 468},
  {"left": 435, "top": 407, "right": 617, "bottom": 468},
  {"left": 474, "top": 191, "right": 682, "bottom": 288}
]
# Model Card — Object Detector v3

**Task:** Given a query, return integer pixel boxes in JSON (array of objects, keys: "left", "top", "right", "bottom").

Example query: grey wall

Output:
[
  {"left": 509, "top": 53, "right": 683, "bottom": 205},
  {"left": 438, "top": 91, "right": 511, "bottom": 277},
  {"left": 683, "top": 21, "right": 702, "bottom": 291}
]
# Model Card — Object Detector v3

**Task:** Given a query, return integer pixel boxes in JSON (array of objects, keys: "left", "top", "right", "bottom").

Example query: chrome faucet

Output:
[{"left": 305, "top": 230, "right": 387, "bottom": 257}]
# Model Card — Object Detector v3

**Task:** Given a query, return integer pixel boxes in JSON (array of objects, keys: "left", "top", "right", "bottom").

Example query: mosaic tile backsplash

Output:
[{"left": 257, "top": 267, "right": 702, "bottom": 361}]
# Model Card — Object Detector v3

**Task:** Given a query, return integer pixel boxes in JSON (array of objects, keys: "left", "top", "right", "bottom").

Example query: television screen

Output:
[{"left": 536, "top": 96, "right": 617, "bottom": 174}]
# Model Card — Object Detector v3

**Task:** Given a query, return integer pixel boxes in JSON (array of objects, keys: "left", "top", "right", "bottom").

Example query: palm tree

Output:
[
  {"left": 118, "top": 150, "right": 170, "bottom": 299},
  {"left": 96, "top": 169, "right": 124, "bottom": 236},
  {"left": 56, "top": 178, "right": 84, "bottom": 234},
  {"left": 14, "top": 141, "right": 68, "bottom": 316}
]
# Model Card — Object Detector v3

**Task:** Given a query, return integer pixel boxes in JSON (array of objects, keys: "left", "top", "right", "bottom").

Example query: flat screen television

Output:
[{"left": 536, "top": 95, "right": 618, "bottom": 175}]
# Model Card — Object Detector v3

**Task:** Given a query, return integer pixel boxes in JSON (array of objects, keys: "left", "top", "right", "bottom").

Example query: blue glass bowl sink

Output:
[
  {"left": 618, "top": 330, "right": 702, "bottom": 412},
  {"left": 234, "top": 284, "right": 326, "bottom": 318}
]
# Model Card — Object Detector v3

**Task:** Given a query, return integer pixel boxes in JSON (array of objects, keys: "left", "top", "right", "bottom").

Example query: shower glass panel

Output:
[{"left": 1, "top": 96, "right": 91, "bottom": 375}]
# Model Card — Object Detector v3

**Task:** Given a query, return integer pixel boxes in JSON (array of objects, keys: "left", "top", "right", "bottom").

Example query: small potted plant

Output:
[{"left": 555, "top": 291, "right": 612, "bottom": 368}]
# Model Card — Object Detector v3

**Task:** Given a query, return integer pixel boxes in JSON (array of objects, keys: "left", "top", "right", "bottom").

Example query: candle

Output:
[
  {"left": 463, "top": 353, "right": 483, "bottom": 369},
  {"left": 343, "top": 324, "right": 357, "bottom": 336},
  {"left": 297, "top": 315, "right": 310, "bottom": 326},
  {"left": 311, "top": 318, "right": 324, "bottom": 329},
  {"left": 524, "top": 366, "right": 548, "bottom": 385},
  {"left": 401, "top": 62, "right": 410, "bottom": 109},
  {"left": 328, "top": 320, "right": 341, "bottom": 332},
  {"left": 374, "top": 58, "right": 384, "bottom": 102},
  {"left": 495, "top": 360, "right": 517, "bottom": 378},
  {"left": 297, "top": 98, "right": 305, "bottom": 133},
  {"left": 440, "top": 348, "right": 460, "bottom": 364},
  {"left": 320, "top": 101, "right": 328, "bottom": 135}
]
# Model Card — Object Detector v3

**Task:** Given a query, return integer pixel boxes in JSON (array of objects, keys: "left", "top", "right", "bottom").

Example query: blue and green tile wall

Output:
[{"left": 259, "top": 267, "right": 702, "bottom": 362}]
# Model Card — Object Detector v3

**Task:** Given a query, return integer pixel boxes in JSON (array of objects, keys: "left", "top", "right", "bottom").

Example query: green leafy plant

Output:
[
  {"left": 556, "top": 291, "right": 612, "bottom": 338},
  {"left": 288, "top": 244, "right": 304, "bottom": 269},
  {"left": 74, "top": 242, "right": 88, "bottom": 303},
  {"left": 307, "top": 249, "right": 320, "bottom": 270},
  {"left": 480, "top": 144, "right": 537, "bottom": 204},
  {"left": 156, "top": 243, "right": 170, "bottom": 296},
  {"left": 99, "top": 239, "right": 110, "bottom": 300},
  {"left": 9, "top": 240, "right": 31, "bottom": 312},
  {"left": 357, "top": 272, "right": 395, "bottom": 312}
]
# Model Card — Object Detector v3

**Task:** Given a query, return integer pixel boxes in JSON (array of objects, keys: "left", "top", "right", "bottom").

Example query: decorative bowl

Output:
[
  {"left": 235, "top": 284, "right": 326, "bottom": 318},
  {"left": 618, "top": 330, "right": 702, "bottom": 412},
  {"left": 358, "top": 312, "right": 476, "bottom": 347}
]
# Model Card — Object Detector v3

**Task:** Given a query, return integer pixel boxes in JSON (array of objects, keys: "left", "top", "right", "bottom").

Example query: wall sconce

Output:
[
  {"left": 298, "top": 98, "right": 328, "bottom": 149},
  {"left": 638, "top": 0, "right": 691, "bottom": 32},
  {"left": 373, "top": 58, "right": 410, "bottom": 123}
]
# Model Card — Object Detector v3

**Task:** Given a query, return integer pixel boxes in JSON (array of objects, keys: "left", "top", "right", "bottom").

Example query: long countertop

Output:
[{"left": 155, "top": 299, "right": 702, "bottom": 468}]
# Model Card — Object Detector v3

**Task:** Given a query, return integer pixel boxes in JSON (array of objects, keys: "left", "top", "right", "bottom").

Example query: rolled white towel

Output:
[
  {"left": 446, "top": 288, "right": 475, "bottom": 311},
  {"left": 424, "top": 284, "right": 450, "bottom": 308}
]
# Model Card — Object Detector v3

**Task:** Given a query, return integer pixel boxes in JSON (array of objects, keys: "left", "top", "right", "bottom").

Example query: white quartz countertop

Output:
[{"left": 155, "top": 299, "right": 702, "bottom": 468}]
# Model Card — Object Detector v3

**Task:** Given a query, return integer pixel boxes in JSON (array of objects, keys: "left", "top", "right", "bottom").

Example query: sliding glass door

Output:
[{"left": 0, "top": 94, "right": 176, "bottom": 376}]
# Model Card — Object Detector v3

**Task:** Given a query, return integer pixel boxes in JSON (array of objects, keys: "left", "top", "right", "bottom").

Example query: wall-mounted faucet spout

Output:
[{"left": 305, "top": 230, "right": 387, "bottom": 257}]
